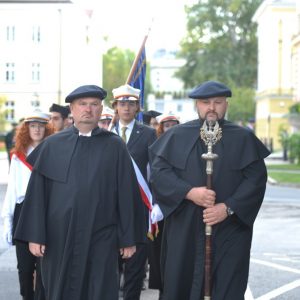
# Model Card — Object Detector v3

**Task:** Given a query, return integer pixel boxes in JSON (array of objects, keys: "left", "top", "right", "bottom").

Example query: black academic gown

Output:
[
  {"left": 149, "top": 119, "right": 270, "bottom": 300},
  {"left": 15, "top": 126, "right": 146, "bottom": 300}
]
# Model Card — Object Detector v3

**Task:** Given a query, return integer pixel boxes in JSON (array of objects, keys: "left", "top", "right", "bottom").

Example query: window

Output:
[
  {"left": 177, "top": 104, "right": 182, "bottom": 112},
  {"left": 5, "top": 63, "right": 15, "bottom": 82},
  {"left": 32, "top": 63, "right": 41, "bottom": 82},
  {"left": 31, "top": 100, "right": 40, "bottom": 107},
  {"left": 5, "top": 101, "right": 15, "bottom": 121},
  {"left": 6, "top": 26, "right": 15, "bottom": 41},
  {"left": 5, "top": 101, "right": 15, "bottom": 108},
  {"left": 31, "top": 93, "right": 40, "bottom": 108},
  {"left": 32, "top": 26, "right": 41, "bottom": 43}
]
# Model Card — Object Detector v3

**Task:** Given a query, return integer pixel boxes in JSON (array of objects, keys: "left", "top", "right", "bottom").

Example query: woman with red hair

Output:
[
  {"left": 156, "top": 113, "right": 180, "bottom": 137},
  {"left": 1, "top": 110, "right": 54, "bottom": 300}
]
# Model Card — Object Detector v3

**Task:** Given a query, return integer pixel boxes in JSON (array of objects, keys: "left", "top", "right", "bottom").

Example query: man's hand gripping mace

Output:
[{"left": 200, "top": 120, "right": 222, "bottom": 300}]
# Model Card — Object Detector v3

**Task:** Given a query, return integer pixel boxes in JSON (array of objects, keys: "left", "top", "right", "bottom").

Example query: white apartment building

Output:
[
  {"left": 0, "top": 1, "right": 103, "bottom": 124},
  {"left": 147, "top": 49, "right": 198, "bottom": 123}
]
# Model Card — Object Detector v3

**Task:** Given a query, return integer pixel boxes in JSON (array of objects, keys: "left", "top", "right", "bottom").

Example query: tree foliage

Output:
[
  {"left": 289, "top": 102, "right": 300, "bottom": 113},
  {"left": 103, "top": 47, "right": 135, "bottom": 104},
  {"left": 227, "top": 85, "right": 255, "bottom": 123},
  {"left": 102, "top": 47, "right": 152, "bottom": 108},
  {"left": 288, "top": 133, "right": 300, "bottom": 165},
  {"left": 0, "top": 95, "right": 7, "bottom": 133},
  {"left": 176, "top": 0, "right": 261, "bottom": 89}
]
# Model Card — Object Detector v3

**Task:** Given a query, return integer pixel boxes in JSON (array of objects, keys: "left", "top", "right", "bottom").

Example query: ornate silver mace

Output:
[{"left": 200, "top": 120, "right": 222, "bottom": 300}]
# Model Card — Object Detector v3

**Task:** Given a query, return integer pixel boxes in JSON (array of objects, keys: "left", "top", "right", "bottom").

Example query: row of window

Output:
[
  {"left": 5, "top": 101, "right": 40, "bottom": 121},
  {"left": 5, "top": 25, "right": 41, "bottom": 42},
  {"left": 4, "top": 63, "right": 40, "bottom": 82}
]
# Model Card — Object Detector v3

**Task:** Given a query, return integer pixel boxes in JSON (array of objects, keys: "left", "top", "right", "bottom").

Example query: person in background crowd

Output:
[
  {"left": 142, "top": 110, "right": 162, "bottom": 129},
  {"left": 156, "top": 113, "right": 180, "bottom": 137},
  {"left": 98, "top": 106, "right": 114, "bottom": 130},
  {"left": 111, "top": 84, "right": 156, "bottom": 300},
  {"left": 149, "top": 81, "right": 270, "bottom": 300},
  {"left": 245, "top": 117, "right": 255, "bottom": 132},
  {"left": 14, "top": 85, "right": 145, "bottom": 300},
  {"left": 49, "top": 103, "right": 70, "bottom": 132},
  {"left": 148, "top": 112, "right": 180, "bottom": 300},
  {"left": 1, "top": 110, "right": 54, "bottom": 300},
  {"left": 66, "top": 112, "right": 74, "bottom": 128},
  {"left": 5, "top": 121, "right": 18, "bottom": 164}
]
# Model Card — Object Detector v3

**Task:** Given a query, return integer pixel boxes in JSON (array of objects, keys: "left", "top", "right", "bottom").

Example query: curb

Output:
[{"left": 268, "top": 176, "right": 300, "bottom": 188}]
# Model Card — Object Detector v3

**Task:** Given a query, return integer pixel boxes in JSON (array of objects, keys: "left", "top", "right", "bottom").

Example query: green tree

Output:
[
  {"left": 289, "top": 103, "right": 300, "bottom": 113},
  {"left": 278, "top": 124, "right": 289, "bottom": 161},
  {"left": 288, "top": 133, "right": 300, "bottom": 165},
  {"left": 176, "top": 0, "right": 261, "bottom": 89},
  {"left": 103, "top": 47, "right": 135, "bottom": 104},
  {"left": 227, "top": 85, "right": 255, "bottom": 123},
  {"left": 0, "top": 95, "right": 7, "bottom": 133},
  {"left": 102, "top": 47, "right": 152, "bottom": 108}
]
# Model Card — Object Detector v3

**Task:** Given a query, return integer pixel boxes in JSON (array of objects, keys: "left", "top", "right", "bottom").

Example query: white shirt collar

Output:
[
  {"left": 119, "top": 119, "right": 135, "bottom": 131},
  {"left": 79, "top": 131, "right": 92, "bottom": 137},
  {"left": 74, "top": 125, "right": 92, "bottom": 136}
]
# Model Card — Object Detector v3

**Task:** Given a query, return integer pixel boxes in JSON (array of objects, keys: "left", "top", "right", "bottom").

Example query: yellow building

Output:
[
  {"left": 291, "top": 2, "right": 300, "bottom": 132},
  {"left": 253, "top": 0, "right": 297, "bottom": 151}
]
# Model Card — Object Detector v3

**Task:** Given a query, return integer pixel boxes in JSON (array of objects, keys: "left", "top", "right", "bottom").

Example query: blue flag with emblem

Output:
[{"left": 126, "top": 35, "right": 148, "bottom": 122}]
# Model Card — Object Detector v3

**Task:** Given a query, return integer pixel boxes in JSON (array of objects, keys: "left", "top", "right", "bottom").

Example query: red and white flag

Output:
[{"left": 131, "top": 158, "right": 159, "bottom": 240}]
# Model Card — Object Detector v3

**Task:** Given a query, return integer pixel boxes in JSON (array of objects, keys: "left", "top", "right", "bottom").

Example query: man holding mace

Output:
[{"left": 149, "top": 81, "right": 270, "bottom": 300}]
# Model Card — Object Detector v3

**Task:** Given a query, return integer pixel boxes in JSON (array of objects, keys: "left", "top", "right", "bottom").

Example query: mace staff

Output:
[{"left": 200, "top": 120, "right": 222, "bottom": 300}]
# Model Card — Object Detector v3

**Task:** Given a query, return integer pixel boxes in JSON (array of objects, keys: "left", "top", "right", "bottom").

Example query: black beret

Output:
[
  {"left": 65, "top": 85, "right": 107, "bottom": 103},
  {"left": 49, "top": 103, "right": 70, "bottom": 118},
  {"left": 143, "top": 110, "right": 162, "bottom": 125},
  {"left": 188, "top": 81, "right": 232, "bottom": 99}
]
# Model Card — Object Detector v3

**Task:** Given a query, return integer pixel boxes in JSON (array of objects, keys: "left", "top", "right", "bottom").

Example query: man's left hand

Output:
[
  {"left": 203, "top": 203, "right": 227, "bottom": 225},
  {"left": 120, "top": 246, "right": 136, "bottom": 259}
]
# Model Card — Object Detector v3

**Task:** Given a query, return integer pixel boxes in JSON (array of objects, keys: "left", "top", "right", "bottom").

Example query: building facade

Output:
[
  {"left": 0, "top": 1, "right": 103, "bottom": 127},
  {"left": 253, "top": 0, "right": 297, "bottom": 150},
  {"left": 147, "top": 49, "right": 197, "bottom": 123}
]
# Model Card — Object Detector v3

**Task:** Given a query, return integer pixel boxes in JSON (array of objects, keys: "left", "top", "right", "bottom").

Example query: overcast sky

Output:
[{"left": 74, "top": 0, "right": 196, "bottom": 54}]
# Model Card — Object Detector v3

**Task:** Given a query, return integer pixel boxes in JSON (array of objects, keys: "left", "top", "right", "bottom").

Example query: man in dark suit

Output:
[{"left": 111, "top": 84, "right": 156, "bottom": 300}]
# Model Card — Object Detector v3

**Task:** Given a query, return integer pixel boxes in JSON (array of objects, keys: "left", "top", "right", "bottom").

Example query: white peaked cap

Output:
[
  {"left": 24, "top": 109, "right": 50, "bottom": 123},
  {"left": 112, "top": 84, "right": 140, "bottom": 101},
  {"left": 99, "top": 106, "right": 114, "bottom": 121},
  {"left": 157, "top": 112, "right": 180, "bottom": 124}
]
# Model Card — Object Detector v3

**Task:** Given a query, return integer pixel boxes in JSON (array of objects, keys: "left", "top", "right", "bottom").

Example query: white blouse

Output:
[{"left": 1, "top": 146, "right": 34, "bottom": 221}]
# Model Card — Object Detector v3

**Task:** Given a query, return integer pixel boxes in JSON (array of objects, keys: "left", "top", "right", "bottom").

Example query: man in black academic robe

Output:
[
  {"left": 149, "top": 81, "right": 270, "bottom": 300},
  {"left": 15, "top": 85, "right": 146, "bottom": 300}
]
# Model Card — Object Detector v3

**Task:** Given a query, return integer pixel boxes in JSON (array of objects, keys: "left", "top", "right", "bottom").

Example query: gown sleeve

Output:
[
  {"left": 150, "top": 153, "right": 193, "bottom": 218},
  {"left": 225, "top": 159, "right": 268, "bottom": 227}
]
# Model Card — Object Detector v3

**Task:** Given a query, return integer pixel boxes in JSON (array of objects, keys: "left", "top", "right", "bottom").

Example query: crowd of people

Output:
[{"left": 1, "top": 80, "right": 270, "bottom": 300}]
